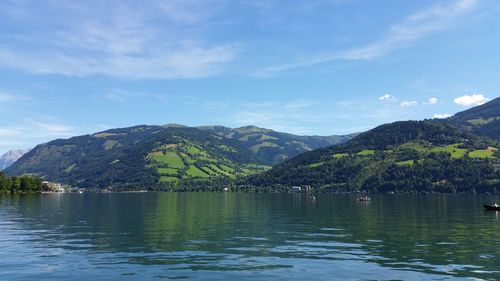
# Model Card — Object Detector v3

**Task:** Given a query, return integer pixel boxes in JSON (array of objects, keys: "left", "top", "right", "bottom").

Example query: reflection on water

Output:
[{"left": 0, "top": 193, "right": 498, "bottom": 280}]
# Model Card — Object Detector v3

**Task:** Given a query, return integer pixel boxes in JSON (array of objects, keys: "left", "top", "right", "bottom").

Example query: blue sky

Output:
[{"left": 1, "top": 0, "right": 499, "bottom": 154}]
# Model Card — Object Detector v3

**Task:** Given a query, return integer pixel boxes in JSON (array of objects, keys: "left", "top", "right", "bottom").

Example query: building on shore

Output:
[{"left": 42, "top": 181, "right": 65, "bottom": 192}]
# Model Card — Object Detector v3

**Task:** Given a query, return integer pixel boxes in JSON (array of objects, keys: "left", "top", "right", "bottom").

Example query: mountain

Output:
[
  {"left": 0, "top": 149, "right": 30, "bottom": 170},
  {"left": 197, "top": 125, "right": 356, "bottom": 165},
  {"left": 6, "top": 126, "right": 266, "bottom": 190},
  {"left": 246, "top": 120, "right": 499, "bottom": 193},
  {"left": 446, "top": 97, "right": 500, "bottom": 140},
  {"left": 5, "top": 124, "right": 354, "bottom": 190}
]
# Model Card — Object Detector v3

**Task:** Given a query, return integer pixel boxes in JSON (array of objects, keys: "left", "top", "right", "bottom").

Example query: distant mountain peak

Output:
[{"left": 0, "top": 149, "right": 30, "bottom": 170}]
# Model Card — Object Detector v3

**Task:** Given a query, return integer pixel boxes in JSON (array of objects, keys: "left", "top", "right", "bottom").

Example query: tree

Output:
[
  {"left": 10, "top": 176, "right": 21, "bottom": 193},
  {"left": 0, "top": 172, "right": 9, "bottom": 192}
]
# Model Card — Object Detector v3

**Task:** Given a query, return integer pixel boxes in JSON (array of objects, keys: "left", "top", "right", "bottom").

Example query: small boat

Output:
[
  {"left": 483, "top": 204, "right": 500, "bottom": 211},
  {"left": 358, "top": 196, "right": 371, "bottom": 202}
]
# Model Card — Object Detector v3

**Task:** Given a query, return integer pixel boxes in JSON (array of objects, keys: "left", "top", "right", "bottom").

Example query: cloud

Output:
[
  {"left": 285, "top": 100, "right": 319, "bottom": 109},
  {"left": 0, "top": 117, "right": 107, "bottom": 154},
  {"left": 0, "top": 128, "right": 21, "bottom": 137},
  {"left": 433, "top": 113, "right": 452, "bottom": 119},
  {"left": 24, "top": 119, "right": 75, "bottom": 137},
  {"left": 259, "top": 0, "right": 478, "bottom": 76},
  {"left": 379, "top": 94, "right": 395, "bottom": 101},
  {"left": 0, "top": 1, "right": 237, "bottom": 79},
  {"left": 156, "top": 0, "right": 225, "bottom": 24},
  {"left": 0, "top": 119, "right": 75, "bottom": 154},
  {"left": 454, "top": 94, "right": 489, "bottom": 106},
  {"left": 101, "top": 90, "right": 168, "bottom": 103},
  {"left": 400, "top": 100, "right": 418, "bottom": 107},
  {"left": 0, "top": 92, "right": 31, "bottom": 104},
  {"left": 427, "top": 97, "right": 438, "bottom": 105}
]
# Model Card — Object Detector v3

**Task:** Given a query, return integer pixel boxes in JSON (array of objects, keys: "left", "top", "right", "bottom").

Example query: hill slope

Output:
[
  {"left": 447, "top": 97, "right": 500, "bottom": 140},
  {"left": 246, "top": 120, "right": 499, "bottom": 193},
  {"left": 6, "top": 126, "right": 266, "bottom": 190},
  {"left": 197, "top": 125, "right": 356, "bottom": 165}
]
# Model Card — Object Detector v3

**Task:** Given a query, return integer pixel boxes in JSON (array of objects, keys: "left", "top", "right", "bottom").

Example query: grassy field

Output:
[
  {"left": 396, "top": 142, "right": 496, "bottom": 159},
  {"left": 219, "top": 164, "right": 235, "bottom": 173},
  {"left": 200, "top": 166, "right": 219, "bottom": 176},
  {"left": 250, "top": 142, "right": 280, "bottom": 153},
  {"left": 357, "top": 150, "right": 375, "bottom": 156},
  {"left": 468, "top": 149, "right": 495, "bottom": 158},
  {"left": 152, "top": 152, "right": 186, "bottom": 169},
  {"left": 186, "top": 165, "right": 209, "bottom": 178},
  {"left": 467, "top": 117, "right": 500, "bottom": 125},
  {"left": 309, "top": 161, "right": 326, "bottom": 168},
  {"left": 157, "top": 167, "right": 178, "bottom": 176},
  {"left": 149, "top": 136, "right": 270, "bottom": 183},
  {"left": 186, "top": 144, "right": 209, "bottom": 157},
  {"left": 333, "top": 153, "right": 349, "bottom": 158},
  {"left": 103, "top": 140, "right": 118, "bottom": 150},
  {"left": 208, "top": 164, "right": 231, "bottom": 176},
  {"left": 396, "top": 160, "right": 414, "bottom": 166},
  {"left": 429, "top": 144, "right": 467, "bottom": 158},
  {"left": 159, "top": 176, "right": 179, "bottom": 183}
]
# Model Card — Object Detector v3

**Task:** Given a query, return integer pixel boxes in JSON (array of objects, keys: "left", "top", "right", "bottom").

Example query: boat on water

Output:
[
  {"left": 483, "top": 204, "right": 500, "bottom": 211},
  {"left": 358, "top": 196, "right": 371, "bottom": 202}
]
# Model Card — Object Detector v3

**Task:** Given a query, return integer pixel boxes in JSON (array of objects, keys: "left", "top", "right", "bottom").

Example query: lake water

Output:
[{"left": 0, "top": 193, "right": 499, "bottom": 281}]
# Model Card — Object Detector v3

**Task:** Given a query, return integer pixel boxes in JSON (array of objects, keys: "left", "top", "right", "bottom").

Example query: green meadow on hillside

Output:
[{"left": 149, "top": 137, "right": 269, "bottom": 187}]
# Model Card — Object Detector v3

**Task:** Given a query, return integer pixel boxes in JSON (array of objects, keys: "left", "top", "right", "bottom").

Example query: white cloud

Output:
[
  {"left": 259, "top": 0, "right": 479, "bottom": 76},
  {"left": 0, "top": 1, "right": 237, "bottom": 79},
  {"left": 433, "top": 113, "right": 452, "bottom": 119},
  {"left": 0, "top": 118, "right": 105, "bottom": 154},
  {"left": 427, "top": 97, "right": 438, "bottom": 104},
  {"left": 400, "top": 100, "right": 418, "bottom": 107},
  {"left": 454, "top": 94, "right": 489, "bottom": 107},
  {"left": 0, "top": 92, "right": 30, "bottom": 104},
  {"left": 24, "top": 119, "right": 75, "bottom": 137},
  {"left": 156, "top": 0, "right": 224, "bottom": 24},
  {"left": 0, "top": 128, "right": 21, "bottom": 137},
  {"left": 285, "top": 100, "right": 319, "bottom": 109},
  {"left": 379, "top": 94, "right": 395, "bottom": 101}
]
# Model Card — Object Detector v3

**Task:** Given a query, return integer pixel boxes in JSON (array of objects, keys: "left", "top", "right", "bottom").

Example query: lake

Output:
[{"left": 0, "top": 193, "right": 499, "bottom": 280}]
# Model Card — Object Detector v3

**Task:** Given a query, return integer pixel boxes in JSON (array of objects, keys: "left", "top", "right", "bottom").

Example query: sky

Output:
[{"left": 0, "top": 0, "right": 499, "bottom": 154}]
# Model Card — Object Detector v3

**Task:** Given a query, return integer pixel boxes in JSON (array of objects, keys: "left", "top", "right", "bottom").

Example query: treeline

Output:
[{"left": 0, "top": 172, "right": 44, "bottom": 193}]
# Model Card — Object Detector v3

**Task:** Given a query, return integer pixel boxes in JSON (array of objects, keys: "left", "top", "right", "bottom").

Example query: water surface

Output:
[{"left": 0, "top": 193, "right": 499, "bottom": 280}]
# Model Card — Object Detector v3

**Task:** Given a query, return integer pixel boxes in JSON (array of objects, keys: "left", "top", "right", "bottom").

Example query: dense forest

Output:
[{"left": 0, "top": 172, "right": 44, "bottom": 193}]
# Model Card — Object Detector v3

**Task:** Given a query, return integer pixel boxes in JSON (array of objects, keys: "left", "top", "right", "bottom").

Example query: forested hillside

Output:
[{"left": 246, "top": 120, "right": 499, "bottom": 193}]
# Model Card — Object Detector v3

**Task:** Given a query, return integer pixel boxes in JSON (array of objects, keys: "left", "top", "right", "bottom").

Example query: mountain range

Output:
[
  {"left": 5, "top": 125, "right": 353, "bottom": 190},
  {"left": 5, "top": 97, "right": 500, "bottom": 192}
]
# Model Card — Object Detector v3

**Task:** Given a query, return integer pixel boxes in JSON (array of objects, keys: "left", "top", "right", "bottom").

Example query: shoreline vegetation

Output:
[
  {"left": 0, "top": 172, "right": 71, "bottom": 194},
  {"left": 1, "top": 169, "right": 498, "bottom": 194}
]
